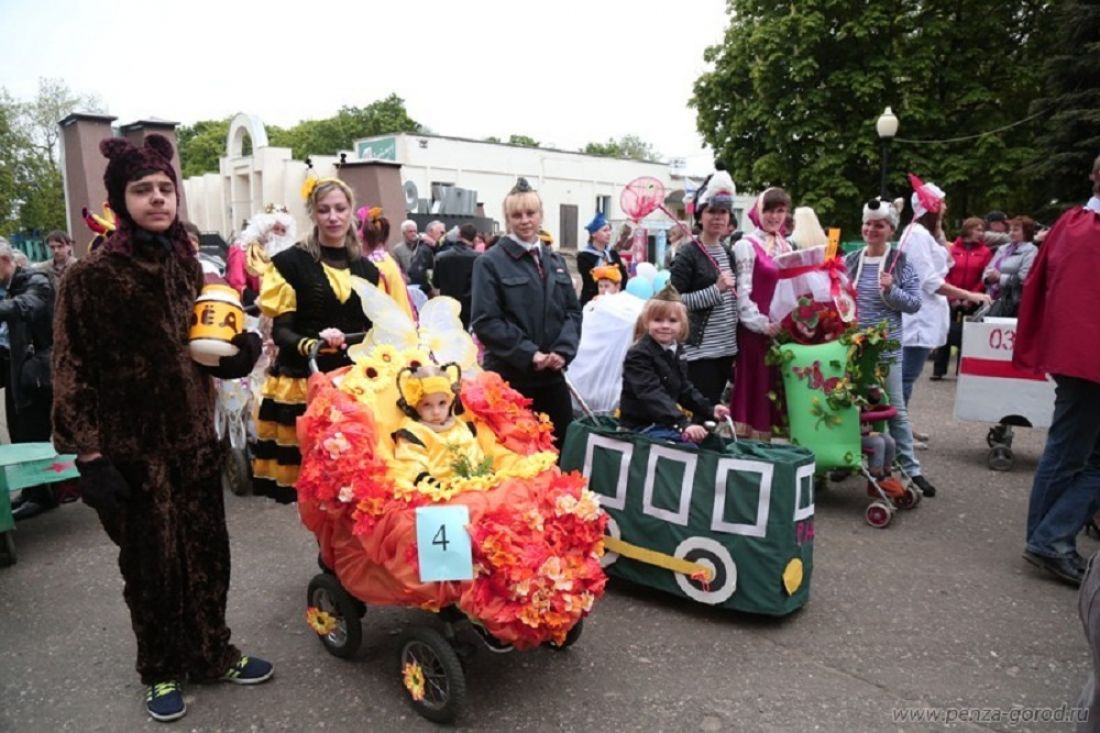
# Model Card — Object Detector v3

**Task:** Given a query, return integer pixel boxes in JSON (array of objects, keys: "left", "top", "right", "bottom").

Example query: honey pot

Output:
[{"left": 189, "top": 284, "right": 245, "bottom": 366}]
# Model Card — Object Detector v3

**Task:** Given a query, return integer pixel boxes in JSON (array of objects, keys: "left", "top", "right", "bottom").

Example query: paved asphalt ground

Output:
[{"left": 0, "top": 376, "right": 1092, "bottom": 732}]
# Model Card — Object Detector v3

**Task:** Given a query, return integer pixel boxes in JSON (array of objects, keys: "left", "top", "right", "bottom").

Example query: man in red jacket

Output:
[{"left": 1014, "top": 154, "right": 1100, "bottom": 586}]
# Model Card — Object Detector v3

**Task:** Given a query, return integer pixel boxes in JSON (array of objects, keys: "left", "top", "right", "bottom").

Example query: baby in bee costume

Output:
[{"left": 391, "top": 363, "right": 522, "bottom": 489}]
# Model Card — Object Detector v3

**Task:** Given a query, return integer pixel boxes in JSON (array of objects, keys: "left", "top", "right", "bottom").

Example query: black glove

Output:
[
  {"left": 208, "top": 332, "right": 262, "bottom": 380},
  {"left": 76, "top": 457, "right": 132, "bottom": 516}
]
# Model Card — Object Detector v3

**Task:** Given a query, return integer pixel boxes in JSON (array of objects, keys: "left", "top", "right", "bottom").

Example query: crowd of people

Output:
[{"left": 1, "top": 126, "right": 1097, "bottom": 722}]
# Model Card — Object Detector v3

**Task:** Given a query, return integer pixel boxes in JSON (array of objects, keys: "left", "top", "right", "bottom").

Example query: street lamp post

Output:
[{"left": 876, "top": 106, "right": 899, "bottom": 199}]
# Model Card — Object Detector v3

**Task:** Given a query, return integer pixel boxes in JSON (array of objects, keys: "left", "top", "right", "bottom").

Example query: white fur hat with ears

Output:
[{"left": 862, "top": 196, "right": 905, "bottom": 228}]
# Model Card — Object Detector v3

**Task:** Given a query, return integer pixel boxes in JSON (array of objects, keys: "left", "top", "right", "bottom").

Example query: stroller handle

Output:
[
  {"left": 564, "top": 374, "right": 597, "bottom": 421},
  {"left": 307, "top": 331, "right": 367, "bottom": 374}
]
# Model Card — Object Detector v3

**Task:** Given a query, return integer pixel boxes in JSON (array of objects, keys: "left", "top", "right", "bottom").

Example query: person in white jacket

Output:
[{"left": 897, "top": 175, "right": 990, "bottom": 497}]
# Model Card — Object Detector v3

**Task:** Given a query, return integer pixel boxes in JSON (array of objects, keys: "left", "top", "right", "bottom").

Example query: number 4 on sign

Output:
[
  {"left": 415, "top": 506, "right": 473, "bottom": 582},
  {"left": 433, "top": 524, "right": 449, "bottom": 551}
]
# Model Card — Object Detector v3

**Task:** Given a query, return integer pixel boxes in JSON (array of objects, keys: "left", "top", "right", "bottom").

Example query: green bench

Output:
[{"left": 0, "top": 443, "right": 80, "bottom": 566}]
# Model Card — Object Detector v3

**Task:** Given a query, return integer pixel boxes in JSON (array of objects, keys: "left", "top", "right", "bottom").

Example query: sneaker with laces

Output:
[
  {"left": 145, "top": 680, "right": 186, "bottom": 722},
  {"left": 221, "top": 655, "right": 274, "bottom": 685}
]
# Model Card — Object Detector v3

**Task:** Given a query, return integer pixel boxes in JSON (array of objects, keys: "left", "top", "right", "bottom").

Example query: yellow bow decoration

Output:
[{"left": 397, "top": 371, "right": 456, "bottom": 407}]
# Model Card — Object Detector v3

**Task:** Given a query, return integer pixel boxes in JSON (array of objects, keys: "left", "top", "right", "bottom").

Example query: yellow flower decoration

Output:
[
  {"left": 300, "top": 175, "right": 319, "bottom": 202},
  {"left": 391, "top": 451, "right": 558, "bottom": 503},
  {"left": 306, "top": 607, "right": 338, "bottom": 636},
  {"left": 402, "top": 661, "right": 426, "bottom": 701}
]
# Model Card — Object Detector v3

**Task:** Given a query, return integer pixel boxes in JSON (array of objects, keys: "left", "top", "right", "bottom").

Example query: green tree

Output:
[
  {"left": 507, "top": 134, "right": 540, "bottom": 147},
  {"left": 1026, "top": 0, "right": 1100, "bottom": 216},
  {"left": 0, "top": 94, "right": 25, "bottom": 235},
  {"left": 582, "top": 134, "right": 660, "bottom": 161},
  {"left": 0, "top": 78, "right": 102, "bottom": 236},
  {"left": 691, "top": 0, "right": 1054, "bottom": 233},
  {"left": 177, "top": 94, "right": 422, "bottom": 175},
  {"left": 177, "top": 118, "right": 232, "bottom": 178}
]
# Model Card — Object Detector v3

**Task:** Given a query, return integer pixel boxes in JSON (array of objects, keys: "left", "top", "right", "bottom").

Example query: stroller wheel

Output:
[
  {"left": 988, "top": 446, "right": 1014, "bottom": 472},
  {"left": 864, "top": 501, "right": 892, "bottom": 529},
  {"left": 307, "top": 573, "right": 363, "bottom": 658},
  {"left": 986, "top": 424, "right": 1010, "bottom": 449},
  {"left": 398, "top": 625, "right": 467, "bottom": 724},
  {"left": 545, "top": 618, "right": 584, "bottom": 651},
  {"left": 894, "top": 486, "right": 921, "bottom": 511}
]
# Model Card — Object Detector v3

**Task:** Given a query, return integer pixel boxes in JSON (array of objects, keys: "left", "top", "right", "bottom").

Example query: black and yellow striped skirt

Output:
[{"left": 252, "top": 374, "right": 309, "bottom": 504}]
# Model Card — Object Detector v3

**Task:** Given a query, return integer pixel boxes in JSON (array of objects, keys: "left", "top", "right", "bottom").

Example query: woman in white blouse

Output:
[{"left": 896, "top": 176, "right": 990, "bottom": 497}]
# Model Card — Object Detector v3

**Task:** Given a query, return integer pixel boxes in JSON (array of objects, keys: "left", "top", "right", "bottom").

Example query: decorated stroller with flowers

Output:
[
  {"left": 763, "top": 244, "right": 922, "bottom": 528},
  {"left": 774, "top": 302, "right": 922, "bottom": 529},
  {"left": 296, "top": 281, "right": 607, "bottom": 723}
]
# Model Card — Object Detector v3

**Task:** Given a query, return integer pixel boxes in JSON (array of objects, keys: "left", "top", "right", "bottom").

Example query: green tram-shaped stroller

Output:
[{"left": 561, "top": 417, "right": 815, "bottom": 617}]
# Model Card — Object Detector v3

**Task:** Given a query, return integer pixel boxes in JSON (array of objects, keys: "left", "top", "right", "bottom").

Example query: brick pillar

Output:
[{"left": 336, "top": 160, "right": 405, "bottom": 247}]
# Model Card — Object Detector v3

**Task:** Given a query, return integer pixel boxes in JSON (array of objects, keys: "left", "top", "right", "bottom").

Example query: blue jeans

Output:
[
  {"left": 638, "top": 424, "right": 699, "bottom": 449},
  {"left": 1025, "top": 375, "right": 1100, "bottom": 559},
  {"left": 901, "top": 346, "right": 933, "bottom": 405},
  {"left": 883, "top": 358, "right": 921, "bottom": 477}
]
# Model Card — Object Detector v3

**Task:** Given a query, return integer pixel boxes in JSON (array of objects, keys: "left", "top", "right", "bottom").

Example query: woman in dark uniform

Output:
[{"left": 470, "top": 178, "right": 582, "bottom": 450}]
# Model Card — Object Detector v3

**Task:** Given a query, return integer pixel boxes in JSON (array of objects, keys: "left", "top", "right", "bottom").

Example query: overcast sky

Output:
[{"left": 0, "top": 0, "right": 728, "bottom": 169}]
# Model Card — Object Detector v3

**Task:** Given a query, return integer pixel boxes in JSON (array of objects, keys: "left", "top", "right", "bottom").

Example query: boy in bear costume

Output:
[{"left": 51, "top": 134, "right": 272, "bottom": 723}]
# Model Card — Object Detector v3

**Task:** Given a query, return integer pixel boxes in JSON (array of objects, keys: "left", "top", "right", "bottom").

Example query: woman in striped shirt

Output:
[
  {"left": 669, "top": 169, "right": 739, "bottom": 405},
  {"left": 843, "top": 197, "right": 928, "bottom": 494}
]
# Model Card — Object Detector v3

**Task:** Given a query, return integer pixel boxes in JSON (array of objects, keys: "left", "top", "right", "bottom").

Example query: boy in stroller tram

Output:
[{"left": 52, "top": 134, "right": 272, "bottom": 723}]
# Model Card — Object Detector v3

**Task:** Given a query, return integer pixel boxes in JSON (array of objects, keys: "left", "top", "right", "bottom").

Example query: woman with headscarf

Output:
[{"left": 730, "top": 186, "right": 793, "bottom": 437}]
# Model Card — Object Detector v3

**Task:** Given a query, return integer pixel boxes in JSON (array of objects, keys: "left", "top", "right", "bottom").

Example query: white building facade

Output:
[
  {"left": 183, "top": 113, "right": 343, "bottom": 239},
  {"left": 356, "top": 133, "right": 698, "bottom": 250}
]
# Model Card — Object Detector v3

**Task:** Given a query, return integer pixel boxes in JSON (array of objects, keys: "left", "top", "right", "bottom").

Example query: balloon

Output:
[
  {"left": 625, "top": 277, "right": 654, "bottom": 300},
  {"left": 635, "top": 262, "right": 658, "bottom": 283},
  {"left": 652, "top": 270, "right": 671, "bottom": 292}
]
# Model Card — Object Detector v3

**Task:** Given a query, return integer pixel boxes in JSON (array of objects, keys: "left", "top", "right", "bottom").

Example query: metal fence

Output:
[{"left": 7, "top": 234, "right": 49, "bottom": 263}]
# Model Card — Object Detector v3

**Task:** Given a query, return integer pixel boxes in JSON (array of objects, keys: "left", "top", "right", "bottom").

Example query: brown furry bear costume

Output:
[{"left": 52, "top": 134, "right": 262, "bottom": 685}]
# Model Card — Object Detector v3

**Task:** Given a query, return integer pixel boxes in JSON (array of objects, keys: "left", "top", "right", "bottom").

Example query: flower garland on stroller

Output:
[{"left": 296, "top": 281, "right": 607, "bottom": 722}]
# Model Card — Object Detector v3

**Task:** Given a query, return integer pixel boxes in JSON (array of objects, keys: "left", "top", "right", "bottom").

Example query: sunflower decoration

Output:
[
  {"left": 305, "top": 607, "right": 339, "bottom": 636},
  {"left": 402, "top": 661, "right": 426, "bottom": 701}
]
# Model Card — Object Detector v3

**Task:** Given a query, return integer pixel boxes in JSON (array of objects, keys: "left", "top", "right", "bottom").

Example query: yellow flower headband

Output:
[
  {"left": 396, "top": 364, "right": 463, "bottom": 407},
  {"left": 300, "top": 175, "right": 346, "bottom": 202}
]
